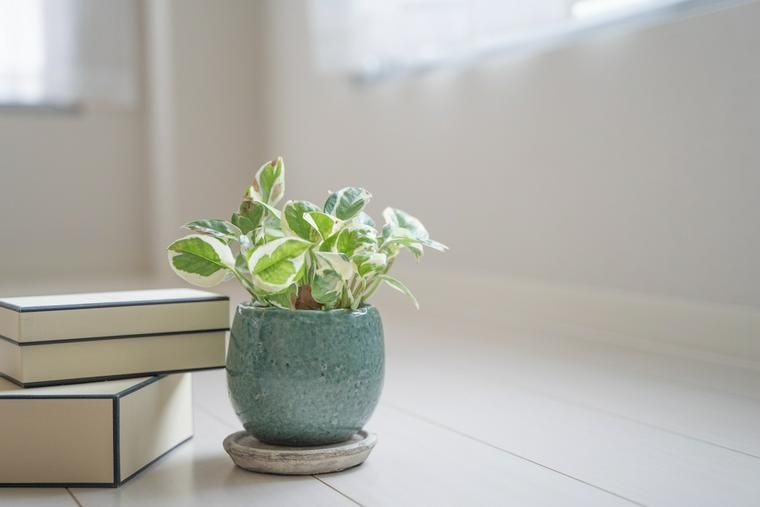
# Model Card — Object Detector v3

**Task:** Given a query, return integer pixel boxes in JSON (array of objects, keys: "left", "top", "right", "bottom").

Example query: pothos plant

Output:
[{"left": 167, "top": 157, "right": 447, "bottom": 310}]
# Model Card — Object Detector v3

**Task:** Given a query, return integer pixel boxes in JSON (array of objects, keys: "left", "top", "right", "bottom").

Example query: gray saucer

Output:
[{"left": 223, "top": 430, "right": 377, "bottom": 475}]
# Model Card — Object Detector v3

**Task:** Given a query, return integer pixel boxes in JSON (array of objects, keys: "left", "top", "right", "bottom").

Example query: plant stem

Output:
[
  {"left": 232, "top": 268, "right": 260, "bottom": 302},
  {"left": 363, "top": 256, "right": 396, "bottom": 302}
]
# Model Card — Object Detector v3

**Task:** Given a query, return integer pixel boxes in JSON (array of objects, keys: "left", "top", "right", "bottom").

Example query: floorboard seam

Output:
[
  {"left": 66, "top": 488, "right": 84, "bottom": 507},
  {"left": 514, "top": 386, "right": 760, "bottom": 461},
  {"left": 313, "top": 475, "right": 364, "bottom": 506},
  {"left": 384, "top": 402, "right": 646, "bottom": 507},
  {"left": 194, "top": 403, "right": 239, "bottom": 430}
]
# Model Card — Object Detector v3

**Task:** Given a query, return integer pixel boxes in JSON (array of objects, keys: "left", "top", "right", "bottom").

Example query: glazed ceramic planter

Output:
[{"left": 227, "top": 304, "right": 384, "bottom": 446}]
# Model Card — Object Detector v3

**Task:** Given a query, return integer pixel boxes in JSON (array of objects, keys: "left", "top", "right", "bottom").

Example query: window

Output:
[
  {"left": 0, "top": 0, "right": 137, "bottom": 108},
  {"left": 310, "top": 0, "right": 729, "bottom": 81},
  {"left": 0, "top": 0, "right": 77, "bottom": 106}
]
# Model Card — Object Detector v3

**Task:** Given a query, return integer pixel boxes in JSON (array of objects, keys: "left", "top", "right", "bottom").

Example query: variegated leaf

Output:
[
  {"left": 248, "top": 157, "right": 285, "bottom": 206},
  {"left": 355, "top": 252, "right": 387, "bottom": 276},
  {"left": 380, "top": 274, "right": 419, "bottom": 309},
  {"left": 304, "top": 211, "right": 339, "bottom": 240},
  {"left": 315, "top": 251, "right": 356, "bottom": 281},
  {"left": 311, "top": 269, "right": 343, "bottom": 307},
  {"left": 248, "top": 237, "right": 311, "bottom": 293},
  {"left": 383, "top": 207, "right": 448, "bottom": 252},
  {"left": 282, "top": 200, "right": 321, "bottom": 240},
  {"left": 336, "top": 225, "right": 378, "bottom": 257},
  {"left": 182, "top": 219, "right": 242, "bottom": 243},
  {"left": 324, "top": 187, "right": 371, "bottom": 220},
  {"left": 167, "top": 235, "right": 235, "bottom": 288}
]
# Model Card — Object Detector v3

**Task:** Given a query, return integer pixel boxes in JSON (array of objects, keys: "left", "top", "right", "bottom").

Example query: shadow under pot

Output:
[{"left": 226, "top": 304, "right": 385, "bottom": 447}]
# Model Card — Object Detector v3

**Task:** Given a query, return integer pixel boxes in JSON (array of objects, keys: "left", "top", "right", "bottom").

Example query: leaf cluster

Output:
[{"left": 167, "top": 158, "right": 447, "bottom": 310}]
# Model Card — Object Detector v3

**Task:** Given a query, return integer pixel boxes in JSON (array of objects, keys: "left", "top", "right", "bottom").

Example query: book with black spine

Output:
[
  {"left": 0, "top": 289, "right": 229, "bottom": 387},
  {"left": 0, "top": 373, "right": 193, "bottom": 487}
]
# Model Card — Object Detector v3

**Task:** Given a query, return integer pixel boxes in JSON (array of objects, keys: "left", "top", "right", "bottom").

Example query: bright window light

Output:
[
  {"left": 0, "top": 0, "right": 47, "bottom": 104},
  {"left": 310, "top": 0, "right": 730, "bottom": 81},
  {"left": 572, "top": 0, "right": 661, "bottom": 19}
]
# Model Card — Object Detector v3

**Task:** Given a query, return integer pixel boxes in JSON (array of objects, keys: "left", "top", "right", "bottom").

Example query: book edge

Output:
[
  {"left": 1, "top": 328, "right": 230, "bottom": 346},
  {"left": 0, "top": 372, "right": 183, "bottom": 394},
  {"left": 0, "top": 295, "right": 229, "bottom": 313}
]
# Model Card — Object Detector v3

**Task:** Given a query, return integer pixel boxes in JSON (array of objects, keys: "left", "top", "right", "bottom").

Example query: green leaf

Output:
[
  {"left": 265, "top": 285, "right": 297, "bottom": 310},
  {"left": 324, "top": 187, "right": 372, "bottom": 220},
  {"left": 311, "top": 269, "right": 342, "bottom": 307},
  {"left": 239, "top": 199, "right": 265, "bottom": 230},
  {"left": 182, "top": 219, "right": 241, "bottom": 243},
  {"left": 319, "top": 232, "right": 340, "bottom": 252},
  {"left": 304, "top": 211, "right": 339, "bottom": 240},
  {"left": 248, "top": 237, "right": 311, "bottom": 293},
  {"left": 315, "top": 251, "right": 356, "bottom": 281},
  {"left": 356, "top": 211, "right": 376, "bottom": 228},
  {"left": 167, "top": 235, "right": 235, "bottom": 288},
  {"left": 248, "top": 157, "right": 285, "bottom": 206},
  {"left": 254, "top": 226, "right": 285, "bottom": 245},
  {"left": 264, "top": 203, "right": 282, "bottom": 220},
  {"left": 355, "top": 252, "right": 387, "bottom": 276},
  {"left": 231, "top": 212, "right": 255, "bottom": 234},
  {"left": 282, "top": 200, "right": 321, "bottom": 240},
  {"left": 383, "top": 207, "right": 448, "bottom": 252},
  {"left": 336, "top": 225, "right": 377, "bottom": 257},
  {"left": 379, "top": 274, "right": 419, "bottom": 309},
  {"left": 381, "top": 224, "right": 425, "bottom": 260}
]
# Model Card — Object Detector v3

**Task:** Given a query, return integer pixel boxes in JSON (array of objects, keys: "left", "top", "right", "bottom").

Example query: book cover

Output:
[
  {"left": 0, "top": 288, "right": 229, "bottom": 342},
  {"left": 0, "top": 289, "right": 228, "bottom": 386},
  {"left": 0, "top": 373, "right": 193, "bottom": 487}
]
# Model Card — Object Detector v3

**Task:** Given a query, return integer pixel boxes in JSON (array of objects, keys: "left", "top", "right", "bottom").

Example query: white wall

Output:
[
  {"left": 0, "top": 109, "right": 148, "bottom": 284},
  {"left": 265, "top": 0, "right": 760, "bottom": 308},
  {"left": 1, "top": 0, "right": 757, "bottom": 312},
  {"left": 144, "top": 0, "right": 270, "bottom": 281}
]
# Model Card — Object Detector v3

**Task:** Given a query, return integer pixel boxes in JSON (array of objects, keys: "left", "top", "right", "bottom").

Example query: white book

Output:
[
  {"left": 0, "top": 288, "right": 229, "bottom": 341},
  {"left": 0, "top": 373, "right": 193, "bottom": 487},
  {"left": 0, "top": 289, "right": 229, "bottom": 387}
]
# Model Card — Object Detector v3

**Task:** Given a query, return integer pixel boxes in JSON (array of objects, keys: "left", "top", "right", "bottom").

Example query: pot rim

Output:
[{"left": 236, "top": 302, "right": 375, "bottom": 316}]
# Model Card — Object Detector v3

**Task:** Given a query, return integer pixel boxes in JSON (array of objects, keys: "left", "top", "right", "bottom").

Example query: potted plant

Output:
[{"left": 167, "top": 157, "right": 446, "bottom": 446}]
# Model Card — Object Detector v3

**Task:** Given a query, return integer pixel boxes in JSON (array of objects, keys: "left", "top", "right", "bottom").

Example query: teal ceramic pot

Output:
[{"left": 227, "top": 304, "right": 385, "bottom": 446}]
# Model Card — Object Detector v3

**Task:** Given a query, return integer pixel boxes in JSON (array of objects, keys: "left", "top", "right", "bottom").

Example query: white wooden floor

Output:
[{"left": 3, "top": 314, "right": 760, "bottom": 506}]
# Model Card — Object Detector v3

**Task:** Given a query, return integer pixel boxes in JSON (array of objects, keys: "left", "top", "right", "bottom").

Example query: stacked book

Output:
[{"left": 0, "top": 288, "right": 228, "bottom": 487}]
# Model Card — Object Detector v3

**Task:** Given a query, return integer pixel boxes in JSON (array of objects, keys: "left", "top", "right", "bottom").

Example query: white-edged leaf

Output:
[
  {"left": 336, "top": 224, "right": 378, "bottom": 257},
  {"left": 247, "top": 237, "right": 311, "bottom": 293},
  {"left": 356, "top": 211, "right": 376, "bottom": 228},
  {"left": 383, "top": 207, "right": 448, "bottom": 252},
  {"left": 265, "top": 285, "right": 297, "bottom": 310},
  {"left": 355, "top": 252, "right": 387, "bottom": 276},
  {"left": 182, "top": 219, "right": 241, "bottom": 243},
  {"left": 282, "top": 200, "right": 320, "bottom": 240},
  {"left": 422, "top": 238, "right": 448, "bottom": 252},
  {"left": 248, "top": 157, "right": 285, "bottom": 206},
  {"left": 231, "top": 212, "right": 256, "bottom": 234},
  {"left": 254, "top": 226, "right": 285, "bottom": 245},
  {"left": 311, "top": 269, "right": 342, "bottom": 307},
  {"left": 324, "top": 187, "right": 372, "bottom": 220},
  {"left": 315, "top": 251, "right": 356, "bottom": 281},
  {"left": 167, "top": 234, "right": 235, "bottom": 288},
  {"left": 259, "top": 201, "right": 282, "bottom": 220},
  {"left": 379, "top": 274, "right": 419, "bottom": 309},
  {"left": 304, "top": 211, "right": 339, "bottom": 240}
]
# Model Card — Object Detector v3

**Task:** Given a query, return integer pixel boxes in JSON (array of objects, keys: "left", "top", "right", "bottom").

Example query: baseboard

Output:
[{"left": 377, "top": 268, "right": 760, "bottom": 369}]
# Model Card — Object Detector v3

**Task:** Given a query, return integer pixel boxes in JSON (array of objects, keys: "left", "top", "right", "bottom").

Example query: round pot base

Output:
[{"left": 223, "top": 430, "right": 377, "bottom": 475}]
